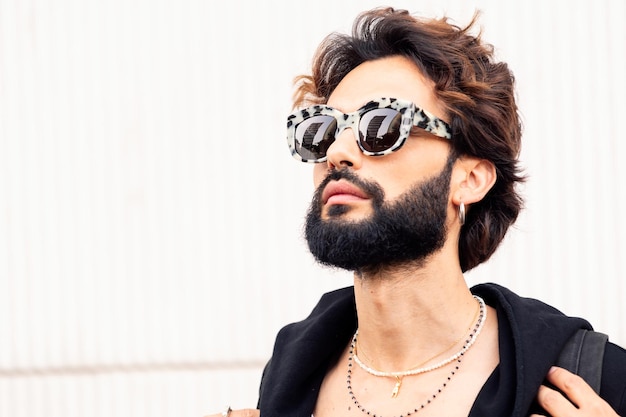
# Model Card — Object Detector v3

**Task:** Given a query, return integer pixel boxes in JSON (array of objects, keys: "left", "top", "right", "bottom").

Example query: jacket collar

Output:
[{"left": 259, "top": 283, "right": 591, "bottom": 417}]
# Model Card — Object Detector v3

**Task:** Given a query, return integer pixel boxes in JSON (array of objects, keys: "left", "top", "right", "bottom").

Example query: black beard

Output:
[{"left": 304, "top": 156, "right": 454, "bottom": 274}]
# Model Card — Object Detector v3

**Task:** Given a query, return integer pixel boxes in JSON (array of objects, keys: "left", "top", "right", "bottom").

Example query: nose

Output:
[{"left": 325, "top": 127, "right": 363, "bottom": 170}]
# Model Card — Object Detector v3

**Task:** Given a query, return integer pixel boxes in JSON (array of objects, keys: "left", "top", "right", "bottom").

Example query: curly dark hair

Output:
[{"left": 293, "top": 7, "right": 525, "bottom": 272}]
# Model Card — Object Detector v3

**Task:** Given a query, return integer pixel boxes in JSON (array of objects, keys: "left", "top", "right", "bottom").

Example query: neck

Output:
[{"left": 352, "top": 260, "right": 478, "bottom": 372}]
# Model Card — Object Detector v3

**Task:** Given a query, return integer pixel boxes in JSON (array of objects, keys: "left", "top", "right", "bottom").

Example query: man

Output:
[{"left": 211, "top": 7, "right": 626, "bottom": 417}]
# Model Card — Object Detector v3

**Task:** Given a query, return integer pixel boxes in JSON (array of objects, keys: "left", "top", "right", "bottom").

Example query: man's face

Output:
[
  {"left": 305, "top": 56, "right": 456, "bottom": 272},
  {"left": 305, "top": 158, "right": 453, "bottom": 272}
]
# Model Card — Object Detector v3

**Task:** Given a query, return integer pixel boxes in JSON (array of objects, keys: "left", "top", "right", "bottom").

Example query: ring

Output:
[{"left": 221, "top": 406, "right": 232, "bottom": 417}]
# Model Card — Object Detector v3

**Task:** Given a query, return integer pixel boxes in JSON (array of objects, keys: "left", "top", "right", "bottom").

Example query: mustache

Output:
[{"left": 314, "top": 168, "right": 385, "bottom": 206}]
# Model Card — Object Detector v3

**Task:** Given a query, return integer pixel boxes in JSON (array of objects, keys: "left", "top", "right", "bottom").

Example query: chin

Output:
[
  {"left": 325, "top": 204, "right": 375, "bottom": 220},
  {"left": 325, "top": 204, "right": 351, "bottom": 217}
]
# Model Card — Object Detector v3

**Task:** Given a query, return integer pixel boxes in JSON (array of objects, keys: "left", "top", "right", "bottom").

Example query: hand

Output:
[
  {"left": 204, "top": 409, "right": 260, "bottom": 417},
  {"left": 532, "top": 366, "right": 620, "bottom": 417}
]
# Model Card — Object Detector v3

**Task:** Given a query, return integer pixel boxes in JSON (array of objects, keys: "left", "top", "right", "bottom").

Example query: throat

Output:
[{"left": 350, "top": 295, "right": 486, "bottom": 386}]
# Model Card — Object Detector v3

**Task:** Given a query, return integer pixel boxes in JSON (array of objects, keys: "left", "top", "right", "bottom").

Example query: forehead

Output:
[{"left": 327, "top": 55, "right": 447, "bottom": 120}]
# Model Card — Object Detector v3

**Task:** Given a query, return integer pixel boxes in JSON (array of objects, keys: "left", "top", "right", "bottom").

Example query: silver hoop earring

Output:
[{"left": 459, "top": 202, "right": 466, "bottom": 226}]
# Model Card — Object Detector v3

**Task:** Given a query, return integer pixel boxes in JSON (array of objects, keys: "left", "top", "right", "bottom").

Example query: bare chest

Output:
[
  {"left": 314, "top": 366, "right": 494, "bottom": 417},
  {"left": 313, "top": 317, "right": 500, "bottom": 417}
]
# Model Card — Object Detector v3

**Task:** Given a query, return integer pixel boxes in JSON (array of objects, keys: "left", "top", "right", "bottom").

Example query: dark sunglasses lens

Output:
[
  {"left": 359, "top": 108, "right": 403, "bottom": 153},
  {"left": 294, "top": 115, "right": 337, "bottom": 160}
]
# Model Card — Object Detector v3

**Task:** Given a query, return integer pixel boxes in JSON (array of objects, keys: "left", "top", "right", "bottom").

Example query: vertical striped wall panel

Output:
[{"left": 0, "top": 0, "right": 624, "bottom": 415}]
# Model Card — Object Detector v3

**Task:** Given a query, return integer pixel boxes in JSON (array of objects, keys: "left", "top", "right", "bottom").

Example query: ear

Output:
[{"left": 451, "top": 157, "right": 497, "bottom": 206}]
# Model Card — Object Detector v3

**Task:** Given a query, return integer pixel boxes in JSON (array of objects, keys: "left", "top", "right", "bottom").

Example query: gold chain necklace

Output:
[{"left": 352, "top": 295, "right": 485, "bottom": 398}]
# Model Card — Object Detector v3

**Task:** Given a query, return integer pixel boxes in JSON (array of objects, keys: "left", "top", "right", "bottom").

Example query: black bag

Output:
[{"left": 555, "top": 329, "right": 608, "bottom": 393}]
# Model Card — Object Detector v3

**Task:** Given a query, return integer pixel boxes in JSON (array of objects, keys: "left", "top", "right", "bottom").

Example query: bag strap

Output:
[{"left": 555, "top": 329, "right": 608, "bottom": 393}]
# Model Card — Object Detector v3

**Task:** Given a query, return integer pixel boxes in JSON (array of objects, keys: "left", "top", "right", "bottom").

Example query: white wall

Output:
[{"left": 0, "top": 0, "right": 624, "bottom": 415}]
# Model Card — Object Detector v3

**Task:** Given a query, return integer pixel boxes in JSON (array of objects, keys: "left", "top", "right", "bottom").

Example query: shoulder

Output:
[
  {"left": 264, "top": 285, "right": 356, "bottom": 375},
  {"left": 470, "top": 282, "right": 590, "bottom": 328},
  {"left": 604, "top": 339, "right": 626, "bottom": 366},
  {"left": 601, "top": 341, "right": 626, "bottom": 414},
  {"left": 258, "top": 287, "right": 357, "bottom": 413},
  {"left": 274, "top": 286, "right": 356, "bottom": 342},
  {"left": 473, "top": 283, "right": 626, "bottom": 412}
]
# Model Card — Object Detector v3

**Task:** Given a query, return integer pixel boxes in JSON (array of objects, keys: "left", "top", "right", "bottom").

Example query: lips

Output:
[{"left": 321, "top": 180, "right": 370, "bottom": 205}]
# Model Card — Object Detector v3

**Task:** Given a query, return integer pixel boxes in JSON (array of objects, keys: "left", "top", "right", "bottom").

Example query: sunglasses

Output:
[{"left": 286, "top": 97, "right": 452, "bottom": 163}]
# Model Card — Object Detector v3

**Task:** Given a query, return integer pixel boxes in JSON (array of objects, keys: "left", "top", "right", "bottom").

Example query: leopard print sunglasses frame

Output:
[{"left": 286, "top": 97, "right": 452, "bottom": 163}]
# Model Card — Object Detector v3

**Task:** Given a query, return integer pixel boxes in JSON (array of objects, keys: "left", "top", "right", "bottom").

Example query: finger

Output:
[
  {"left": 204, "top": 409, "right": 260, "bottom": 417},
  {"left": 545, "top": 366, "right": 596, "bottom": 407},
  {"left": 230, "top": 410, "right": 260, "bottom": 417},
  {"left": 537, "top": 384, "right": 578, "bottom": 416},
  {"left": 546, "top": 367, "right": 621, "bottom": 416}
]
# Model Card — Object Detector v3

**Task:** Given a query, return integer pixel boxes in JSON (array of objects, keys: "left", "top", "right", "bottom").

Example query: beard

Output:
[{"left": 304, "top": 156, "right": 454, "bottom": 274}]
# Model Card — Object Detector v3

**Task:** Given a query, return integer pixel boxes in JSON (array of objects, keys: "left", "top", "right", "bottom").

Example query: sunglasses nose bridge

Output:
[
  {"left": 325, "top": 116, "right": 364, "bottom": 168},
  {"left": 334, "top": 113, "right": 361, "bottom": 146}
]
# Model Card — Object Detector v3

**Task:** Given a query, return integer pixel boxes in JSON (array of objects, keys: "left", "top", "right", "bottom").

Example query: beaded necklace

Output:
[
  {"left": 347, "top": 295, "right": 486, "bottom": 416},
  {"left": 353, "top": 295, "right": 484, "bottom": 397}
]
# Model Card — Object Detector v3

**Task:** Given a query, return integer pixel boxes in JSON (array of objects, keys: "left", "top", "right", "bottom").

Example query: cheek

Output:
[
  {"left": 366, "top": 163, "right": 414, "bottom": 200},
  {"left": 379, "top": 178, "right": 412, "bottom": 201},
  {"left": 313, "top": 164, "right": 328, "bottom": 188}
]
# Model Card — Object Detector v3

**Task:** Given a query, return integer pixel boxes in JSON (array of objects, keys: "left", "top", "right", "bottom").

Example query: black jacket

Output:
[{"left": 258, "top": 283, "right": 626, "bottom": 416}]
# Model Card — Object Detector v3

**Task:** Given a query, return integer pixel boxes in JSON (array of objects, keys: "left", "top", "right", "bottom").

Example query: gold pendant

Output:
[{"left": 391, "top": 376, "right": 402, "bottom": 398}]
